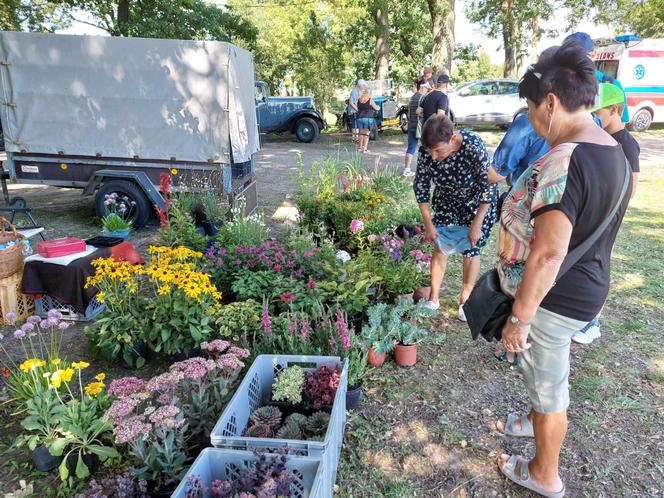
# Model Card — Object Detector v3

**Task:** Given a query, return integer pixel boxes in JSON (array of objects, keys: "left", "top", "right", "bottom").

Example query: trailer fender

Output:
[{"left": 83, "top": 170, "right": 165, "bottom": 210}]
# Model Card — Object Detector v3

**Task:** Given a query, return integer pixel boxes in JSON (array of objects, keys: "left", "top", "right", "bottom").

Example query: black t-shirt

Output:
[
  {"left": 534, "top": 144, "right": 631, "bottom": 321},
  {"left": 421, "top": 90, "right": 449, "bottom": 124},
  {"left": 612, "top": 128, "right": 640, "bottom": 173}
]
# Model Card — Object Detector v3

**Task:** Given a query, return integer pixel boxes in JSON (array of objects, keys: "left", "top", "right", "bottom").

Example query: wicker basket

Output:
[{"left": 0, "top": 217, "right": 25, "bottom": 279}]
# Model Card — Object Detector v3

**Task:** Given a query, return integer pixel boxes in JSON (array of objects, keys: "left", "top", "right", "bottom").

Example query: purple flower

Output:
[
  {"left": 148, "top": 405, "right": 184, "bottom": 431},
  {"left": 27, "top": 316, "right": 41, "bottom": 324},
  {"left": 5, "top": 312, "right": 16, "bottom": 322},
  {"left": 273, "top": 263, "right": 282, "bottom": 272},
  {"left": 105, "top": 396, "right": 142, "bottom": 423},
  {"left": 261, "top": 306, "right": 272, "bottom": 336},
  {"left": 58, "top": 322, "right": 70, "bottom": 330},
  {"left": 13, "top": 329, "right": 26, "bottom": 339},
  {"left": 46, "top": 317, "right": 59, "bottom": 327},
  {"left": 200, "top": 339, "right": 230, "bottom": 353},
  {"left": 21, "top": 322, "right": 35, "bottom": 333},
  {"left": 108, "top": 376, "right": 147, "bottom": 397},
  {"left": 302, "top": 251, "right": 312, "bottom": 259},
  {"left": 349, "top": 219, "right": 365, "bottom": 234},
  {"left": 300, "top": 318, "right": 312, "bottom": 340},
  {"left": 228, "top": 346, "right": 250, "bottom": 359},
  {"left": 146, "top": 371, "right": 184, "bottom": 393},
  {"left": 114, "top": 415, "right": 151, "bottom": 444},
  {"left": 306, "top": 279, "right": 317, "bottom": 290},
  {"left": 170, "top": 357, "right": 217, "bottom": 381},
  {"left": 234, "top": 259, "right": 242, "bottom": 265},
  {"left": 294, "top": 269, "right": 303, "bottom": 279},
  {"left": 47, "top": 309, "right": 62, "bottom": 320},
  {"left": 39, "top": 320, "right": 50, "bottom": 328}
]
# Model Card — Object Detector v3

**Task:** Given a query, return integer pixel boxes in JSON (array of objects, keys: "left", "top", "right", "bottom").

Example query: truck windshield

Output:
[{"left": 595, "top": 60, "right": 619, "bottom": 80}]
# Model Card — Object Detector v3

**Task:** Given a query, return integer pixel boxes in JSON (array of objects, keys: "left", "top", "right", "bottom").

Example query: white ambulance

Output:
[{"left": 592, "top": 36, "right": 664, "bottom": 132}]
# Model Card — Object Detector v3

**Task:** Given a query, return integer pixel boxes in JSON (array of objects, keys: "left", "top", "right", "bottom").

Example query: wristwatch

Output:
[{"left": 509, "top": 315, "right": 531, "bottom": 327}]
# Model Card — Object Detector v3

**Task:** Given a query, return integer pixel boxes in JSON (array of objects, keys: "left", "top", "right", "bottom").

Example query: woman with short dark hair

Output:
[
  {"left": 494, "top": 41, "right": 631, "bottom": 497},
  {"left": 413, "top": 114, "right": 498, "bottom": 318}
]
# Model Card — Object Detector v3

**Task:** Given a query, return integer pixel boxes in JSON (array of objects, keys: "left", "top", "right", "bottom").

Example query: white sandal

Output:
[{"left": 499, "top": 455, "right": 565, "bottom": 498}]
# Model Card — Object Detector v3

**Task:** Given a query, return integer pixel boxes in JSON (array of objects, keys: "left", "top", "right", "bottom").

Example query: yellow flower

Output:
[
  {"left": 50, "top": 368, "right": 74, "bottom": 388},
  {"left": 84, "top": 381, "right": 105, "bottom": 397},
  {"left": 72, "top": 361, "right": 90, "bottom": 370},
  {"left": 51, "top": 358, "right": 61, "bottom": 366},
  {"left": 95, "top": 373, "right": 106, "bottom": 381},
  {"left": 19, "top": 359, "right": 46, "bottom": 373}
]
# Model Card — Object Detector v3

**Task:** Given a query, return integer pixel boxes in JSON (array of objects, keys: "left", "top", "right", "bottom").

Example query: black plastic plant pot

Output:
[
  {"left": 171, "top": 347, "right": 202, "bottom": 363},
  {"left": 346, "top": 382, "right": 363, "bottom": 410},
  {"left": 350, "top": 315, "right": 364, "bottom": 333},
  {"left": 31, "top": 445, "right": 63, "bottom": 472},
  {"left": 121, "top": 340, "right": 151, "bottom": 369},
  {"left": 66, "top": 452, "right": 100, "bottom": 475},
  {"left": 148, "top": 480, "right": 178, "bottom": 497}
]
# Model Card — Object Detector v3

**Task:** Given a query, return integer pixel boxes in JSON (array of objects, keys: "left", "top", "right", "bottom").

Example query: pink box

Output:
[{"left": 37, "top": 238, "right": 86, "bottom": 258}]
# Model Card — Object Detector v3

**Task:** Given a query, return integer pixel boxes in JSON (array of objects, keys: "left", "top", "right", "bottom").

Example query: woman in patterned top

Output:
[
  {"left": 493, "top": 43, "right": 631, "bottom": 497},
  {"left": 413, "top": 114, "right": 498, "bottom": 319}
]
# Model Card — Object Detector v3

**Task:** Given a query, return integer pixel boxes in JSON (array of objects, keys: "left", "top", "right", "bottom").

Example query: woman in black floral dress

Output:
[{"left": 413, "top": 114, "right": 498, "bottom": 319}]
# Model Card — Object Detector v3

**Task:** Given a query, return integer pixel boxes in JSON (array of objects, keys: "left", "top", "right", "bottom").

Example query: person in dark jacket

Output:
[{"left": 403, "top": 79, "right": 431, "bottom": 177}]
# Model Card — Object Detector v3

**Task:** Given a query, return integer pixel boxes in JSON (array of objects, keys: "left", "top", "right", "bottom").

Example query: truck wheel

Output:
[
  {"left": 295, "top": 118, "right": 319, "bottom": 143},
  {"left": 398, "top": 110, "right": 408, "bottom": 133},
  {"left": 630, "top": 109, "right": 652, "bottom": 133},
  {"left": 95, "top": 179, "right": 152, "bottom": 229}
]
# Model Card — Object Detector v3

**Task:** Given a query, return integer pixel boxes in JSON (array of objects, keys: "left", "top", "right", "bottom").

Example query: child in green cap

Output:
[{"left": 594, "top": 81, "right": 640, "bottom": 198}]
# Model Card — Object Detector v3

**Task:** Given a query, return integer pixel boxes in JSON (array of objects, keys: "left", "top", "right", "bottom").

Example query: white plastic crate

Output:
[
  {"left": 209, "top": 355, "right": 348, "bottom": 498},
  {"left": 171, "top": 448, "right": 324, "bottom": 498},
  {"left": 34, "top": 295, "right": 104, "bottom": 322}
]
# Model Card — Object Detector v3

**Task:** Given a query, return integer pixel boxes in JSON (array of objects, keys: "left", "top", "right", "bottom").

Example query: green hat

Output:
[{"left": 593, "top": 82, "right": 625, "bottom": 111}]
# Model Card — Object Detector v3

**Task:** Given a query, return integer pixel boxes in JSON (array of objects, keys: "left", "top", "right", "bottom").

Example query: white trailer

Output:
[{"left": 0, "top": 32, "right": 260, "bottom": 226}]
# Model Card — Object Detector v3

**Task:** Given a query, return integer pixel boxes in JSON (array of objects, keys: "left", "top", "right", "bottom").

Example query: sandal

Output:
[
  {"left": 498, "top": 413, "right": 534, "bottom": 438},
  {"left": 499, "top": 455, "right": 565, "bottom": 498},
  {"left": 495, "top": 350, "right": 520, "bottom": 366}
]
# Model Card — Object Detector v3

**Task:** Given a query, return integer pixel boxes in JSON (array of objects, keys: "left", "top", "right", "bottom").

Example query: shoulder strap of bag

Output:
[{"left": 556, "top": 157, "right": 631, "bottom": 281}]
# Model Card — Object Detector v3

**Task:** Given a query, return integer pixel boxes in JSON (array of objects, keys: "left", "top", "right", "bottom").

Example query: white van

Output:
[{"left": 593, "top": 36, "right": 664, "bottom": 132}]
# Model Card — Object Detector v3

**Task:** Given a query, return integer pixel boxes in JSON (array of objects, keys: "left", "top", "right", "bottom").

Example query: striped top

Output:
[{"left": 407, "top": 92, "right": 422, "bottom": 131}]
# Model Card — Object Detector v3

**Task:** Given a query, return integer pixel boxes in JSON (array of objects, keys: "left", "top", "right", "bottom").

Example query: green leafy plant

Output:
[
  {"left": 216, "top": 199, "right": 269, "bottom": 248},
  {"left": 386, "top": 301, "right": 432, "bottom": 346},
  {"left": 17, "top": 388, "right": 62, "bottom": 451},
  {"left": 346, "top": 335, "right": 368, "bottom": 388},
  {"left": 363, "top": 303, "right": 396, "bottom": 355},
  {"left": 215, "top": 299, "right": 262, "bottom": 343},
  {"left": 100, "top": 193, "right": 133, "bottom": 232},
  {"left": 158, "top": 199, "right": 208, "bottom": 251},
  {"left": 272, "top": 366, "right": 305, "bottom": 404}
]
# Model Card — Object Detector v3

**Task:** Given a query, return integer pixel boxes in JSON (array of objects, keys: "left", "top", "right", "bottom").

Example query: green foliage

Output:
[
  {"left": 249, "top": 406, "right": 283, "bottom": 430},
  {"left": 283, "top": 413, "right": 308, "bottom": 429},
  {"left": 216, "top": 201, "right": 270, "bottom": 249},
  {"left": 17, "top": 389, "right": 62, "bottom": 451},
  {"left": 173, "top": 191, "right": 227, "bottom": 224},
  {"left": 159, "top": 200, "right": 208, "bottom": 252},
  {"left": 272, "top": 366, "right": 305, "bottom": 404},
  {"left": 452, "top": 44, "right": 503, "bottom": 85},
  {"left": 276, "top": 421, "right": 303, "bottom": 440},
  {"left": 215, "top": 299, "right": 262, "bottom": 343},
  {"left": 363, "top": 303, "right": 396, "bottom": 354},
  {"left": 347, "top": 336, "right": 368, "bottom": 388},
  {"left": 85, "top": 312, "right": 146, "bottom": 369},
  {"left": 595, "top": 0, "right": 664, "bottom": 37},
  {"left": 305, "top": 411, "right": 329, "bottom": 437},
  {"left": 364, "top": 300, "right": 432, "bottom": 349}
]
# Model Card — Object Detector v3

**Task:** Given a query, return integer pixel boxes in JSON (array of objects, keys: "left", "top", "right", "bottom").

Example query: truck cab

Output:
[{"left": 254, "top": 81, "right": 326, "bottom": 143}]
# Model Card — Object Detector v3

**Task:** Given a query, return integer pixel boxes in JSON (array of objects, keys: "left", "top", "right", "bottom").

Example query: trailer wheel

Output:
[{"left": 95, "top": 180, "right": 152, "bottom": 229}]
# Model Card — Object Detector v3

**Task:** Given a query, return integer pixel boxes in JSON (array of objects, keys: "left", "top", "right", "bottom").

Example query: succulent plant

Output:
[
  {"left": 276, "top": 422, "right": 303, "bottom": 440},
  {"left": 283, "top": 413, "right": 308, "bottom": 429},
  {"left": 249, "top": 406, "right": 282, "bottom": 430},
  {"left": 272, "top": 366, "right": 305, "bottom": 404},
  {"left": 305, "top": 411, "right": 330, "bottom": 437},
  {"left": 245, "top": 424, "right": 272, "bottom": 438}
]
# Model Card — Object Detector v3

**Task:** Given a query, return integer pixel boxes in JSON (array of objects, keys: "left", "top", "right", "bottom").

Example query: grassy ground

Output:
[{"left": 336, "top": 162, "right": 664, "bottom": 497}]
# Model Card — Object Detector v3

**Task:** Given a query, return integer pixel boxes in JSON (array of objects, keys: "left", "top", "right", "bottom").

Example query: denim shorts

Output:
[
  {"left": 406, "top": 128, "right": 418, "bottom": 154},
  {"left": 518, "top": 307, "right": 589, "bottom": 413},
  {"left": 356, "top": 117, "right": 374, "bottom": 130}
]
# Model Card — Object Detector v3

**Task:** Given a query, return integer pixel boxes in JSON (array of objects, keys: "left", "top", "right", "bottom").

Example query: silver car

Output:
[{"left": 448, "top": 79, "right": 527, "bottom": 127}]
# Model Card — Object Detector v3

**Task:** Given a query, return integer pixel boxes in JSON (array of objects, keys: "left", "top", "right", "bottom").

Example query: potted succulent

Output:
[
  {"left": 101, "top": 193, "right": 133, "bottom": 240},
  {"left": 389, "top": 301, "right": 432, "bottom": 367},
  {"left": 362, "top": 303, "right": 396, "bottom": 367}
]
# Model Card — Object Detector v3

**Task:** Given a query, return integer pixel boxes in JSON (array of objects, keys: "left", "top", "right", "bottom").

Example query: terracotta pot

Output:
[
  {"left": 395, "top": 292, "right": 414, "bottom": 304},
  {"left": 394, "top": 343, "right": 418, "bottom": 367},
  {"left": 413, "top": 286, "right": 431, "bottom": 303},
  {"left": 367, "top": 347, "right": 386, "bottom": 367}
]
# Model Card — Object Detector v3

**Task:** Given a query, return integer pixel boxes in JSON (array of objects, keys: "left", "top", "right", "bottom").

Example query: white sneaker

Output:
[
  {"left": 572, "top": 320, "right": 601, "bottom": 344},
  {"left": 403, "top": 168, "right": 415, "bottom": 177},
  {"left": 424, "top": 300, "right": 440, "bottom": 311},
  {"left": 458, "top": 304, "right": 467, "bottom": 322}
]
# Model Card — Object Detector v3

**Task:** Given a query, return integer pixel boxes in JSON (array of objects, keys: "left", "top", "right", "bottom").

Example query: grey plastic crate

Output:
[
  {"left": 171, "top": 448, "right": 324, "bottom": 498},
  {"left": 209, "top": 355, "right": 348, "bottom": 498},
  {"left": 34, "top": 295, "right": 105, "bottom": 322}
]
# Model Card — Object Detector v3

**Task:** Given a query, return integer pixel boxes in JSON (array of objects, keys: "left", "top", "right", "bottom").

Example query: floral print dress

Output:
[{"left": 413, "top": 129, "right": 498, "bottom": 257}]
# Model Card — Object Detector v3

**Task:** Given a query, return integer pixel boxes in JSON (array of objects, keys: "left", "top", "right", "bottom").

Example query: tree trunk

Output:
[
  {"left": 373, "top": 0, "right": 390, "bottom": 81},
  {"left": 428, "top": 0, "right": 455, "bottom": 76},
  {"left": 502, "top": 0, "right": 517, "bottom": 77},
  {"left": 117, "top": 0, "right": 130, "bottom": 36}
]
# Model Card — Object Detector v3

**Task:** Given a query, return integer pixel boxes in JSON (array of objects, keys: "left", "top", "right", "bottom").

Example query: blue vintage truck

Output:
[{"left": 254, "top": 81, "right": 326, "bottom": 143}]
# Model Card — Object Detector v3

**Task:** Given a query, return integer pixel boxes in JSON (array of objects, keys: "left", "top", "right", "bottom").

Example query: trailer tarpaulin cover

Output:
[{"left": 0, "top": 32, "right": 259, "bottom": 163}]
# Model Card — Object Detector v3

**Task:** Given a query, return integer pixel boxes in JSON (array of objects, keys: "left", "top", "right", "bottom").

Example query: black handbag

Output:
[{"left": 464, "top": 157, "right": 631, "bottom": 342}]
